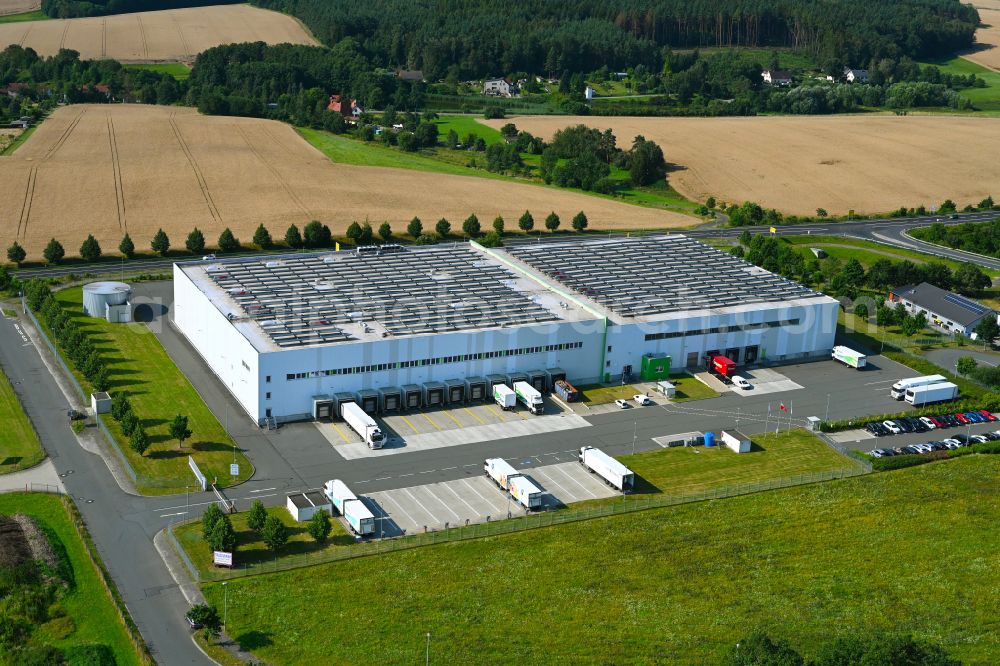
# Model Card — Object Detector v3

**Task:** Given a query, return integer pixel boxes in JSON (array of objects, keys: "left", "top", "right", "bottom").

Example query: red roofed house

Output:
[{"left": 328, "top": 95, "right": 363, "bottom": 118}]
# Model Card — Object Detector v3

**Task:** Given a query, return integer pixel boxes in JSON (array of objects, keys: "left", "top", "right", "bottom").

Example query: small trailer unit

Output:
[
  {"left": 721, "top": 430, "right": 752, "bottom": 454},
  {"left": 831, "top": 345, "right": 867, "bottom": 369},
  {"left": 578, "top": 446, "right": 635, "bottom": 492}
]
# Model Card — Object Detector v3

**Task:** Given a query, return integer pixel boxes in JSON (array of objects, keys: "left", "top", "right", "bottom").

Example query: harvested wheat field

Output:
[
  {"left": 0, "top": 105, "right": 691, "bottom": 260},
  {"left": 0, "top": 0, "right": 38, "bottom": 16},
  {"left": 0, "top": 4, "right": 316, "bottom": 62},
  {"left": 487, "top": 115, "right": 1000, "bottom": 215},
  {"left": 965, "top": 0, "right": 1000, "bottom": 71}
]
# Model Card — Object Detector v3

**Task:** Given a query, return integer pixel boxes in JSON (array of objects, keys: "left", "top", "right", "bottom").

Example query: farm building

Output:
[
  {"left": 173, "top": 236, "right": 839, "bottom": 424},
  {"left": 888, "top": 282, "right": 997, "bottom": 336}
]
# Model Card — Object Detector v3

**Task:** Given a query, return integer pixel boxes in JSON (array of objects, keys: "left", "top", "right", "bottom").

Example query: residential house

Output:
[
  {"left": 395, "top": 69, "right": 424, "bottom": 83},
  {"left": 843, "top": 67, "right": 869, "bottom": 83},
  {"left": 2, "top": 82, "right": 29, "bottom": 98},
  {"left": 483, "top": 78, "right": 517, "bottom": 97},
  {"left": 327, "top": 94, "right": 363, "bottom": 118},
  {"left": 761, "top": 70, "right": 793, "bottom": 86},
  {"left": 889, "top": 282, "right": 997, "bottom": 336}
]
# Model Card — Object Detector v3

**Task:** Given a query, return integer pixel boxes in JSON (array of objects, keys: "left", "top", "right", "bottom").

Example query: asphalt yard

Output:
[
  {"left": 316, "top": 397, "right": 592, "bottom": 460},
  {"left": 361, "top": 460, "right": 618, "bottom": 536}
]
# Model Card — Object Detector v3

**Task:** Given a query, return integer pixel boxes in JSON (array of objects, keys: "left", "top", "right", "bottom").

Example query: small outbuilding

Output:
[
  {"left": 91, "top": 392, "right": 111, "bottom": 414},
  {"left": 656, "top": 380, "right": 676, "bottom": 398},
  {"left": 82, "top": 282, "right": 132, "bottom": 323},
  {"left": 286, "top": 491, "right": 332, "bottom": 522},
  {"left": 721, "top": 429, "right": 752, "bottom": 453}
]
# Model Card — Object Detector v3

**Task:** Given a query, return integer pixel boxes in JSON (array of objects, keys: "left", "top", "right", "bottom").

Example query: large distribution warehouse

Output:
[{"left": 173, "top": 235, "right": 839, "bottom": 424}]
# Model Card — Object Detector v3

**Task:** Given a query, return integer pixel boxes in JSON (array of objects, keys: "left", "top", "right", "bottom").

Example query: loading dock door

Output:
[
  {"left": 529, "top": 375, "right": 545, "bottom": 392},
  {"left": 313, "top": 400, "right": 334, "bottom": 420},
  {"left": 360, "top": 394, "right": 379, "bottom": 413},
  {"left": 448, "top": 385, "right": 464, "bottom": 403}
]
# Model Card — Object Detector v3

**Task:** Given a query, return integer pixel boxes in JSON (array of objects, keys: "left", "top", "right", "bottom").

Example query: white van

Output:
[{"left": 732, "top": 375, "right": 752, "bottom": 390}]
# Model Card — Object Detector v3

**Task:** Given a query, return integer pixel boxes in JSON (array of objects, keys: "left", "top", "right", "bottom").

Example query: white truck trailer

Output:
[
  {"left": 484, "top": 458, "right": 543, "bottom": 510},
  {"left": 322, "top": 479, "right": 375, "bottom": 536},
  {"left": 721, "top": 430, "right": 752, "bottom": 453},
  {"left": 493, "top": 384, "right": 516, "bottom": 410},
  {"left": 905, "top": 382, "right": 959, "bottom": 406},
  {"left": 890, "top": 374, "right": 946, "bottom": 400},
  {"left": 831, "top": 345, "right": 867, "bottom": 369},
  {"left": 578, "top": 446, "right": 635, "bottom": 492},
  {"left": 341, "top": 401, "right": 385, "bottom": 448},
  {"left": 513, "top": 381, "right": 544, "bottom": 414}
]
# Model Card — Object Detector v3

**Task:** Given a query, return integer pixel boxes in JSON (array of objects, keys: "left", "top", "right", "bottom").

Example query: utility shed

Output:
[
  {"left": 91, "top": 392, "right": 111, "bottom": 414},
  {"left": 721, "top": 430, "right": 752, "bottom": 454},
  {"left": 285, "top": 491, "right": 332, "bottom": 522}
]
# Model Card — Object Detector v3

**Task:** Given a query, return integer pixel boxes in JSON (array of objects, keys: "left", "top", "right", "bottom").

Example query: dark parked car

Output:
[
  {"left": 977, "top": 409, "right": 997, "bottom": 422},
  {"left": 963, "top": 412, "right": 984, "bottom": 424},
  {"left": 895, "top": 419, "right": 914, "bottom": 433},
  {"left": 954, "top": 434, "right": 971, "bottom": 444}
]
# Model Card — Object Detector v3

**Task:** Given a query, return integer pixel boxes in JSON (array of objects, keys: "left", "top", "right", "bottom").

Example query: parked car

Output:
[
  {"left": 202, "top": 254, "right": 216, "bottom": 261},
  {"left": 943, "top": 414, "right": 960, "bottom": 427},
  {"left": 977, "top": 409, "right": 997, "bottom": 422},
  {"left": 943, "top": 439, "right": 961, "bottom": 449},
  {"left": 963, "top": 412, "right": 984, "bottom": 423},
  {"left": 971, "top": 435, "right": 989, "bottom": 444},
  {"left": 870, "top": 449, "right": 884, "bottom": 458},
  {"left": 732, "top": 376, "right": 752, "bottom": 390},
  {"left": 614, "top": 399, "right": 630, "bottom": 409},
  {"left": 902, "top": 445, "right": 921, "bottom": 454},
  {"left": 919, "top": 417, "right": 937, "bottom": 430},
  {"left": 929, "top": 416, "right": 947, "bottom": 429},
  {"left": 954, "top": 434, "right": 971, "bottom": 444},
  {"left": 928, "top": 442, "right": 947, "bottom": 451},
  {"left": 882, "top": 420, "right": 902, "bottom": 434},
  {"left": 955, "top": 413, "right": 970, "bottom": 424},
  {"left": 984, "top": 431, "right": 1000, "bottom": 441},
  {"left": 633, "top": 394, "right": 653, "bottom": 406},
  {"left": 906, "top": 417, "right": 928, "bottom": 433}
]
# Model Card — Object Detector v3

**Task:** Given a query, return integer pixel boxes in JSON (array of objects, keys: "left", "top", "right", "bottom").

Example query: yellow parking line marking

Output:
[
  {"left": 330, "top": 423, "right": 350, "bottom": 443},
  {"left": 464, "top": 407, "right": 487, "bottom": 425},
  {"left": 486, "top": 405, "right": 504, "bottom": 420},
  {"left": 399, "top": 414, "right": 420, "bottom": 434},
  {"left": 421, "top": 412, "right": 442, "bottom": 430},
  {"left": 443, "top": 410, "right": 464, "bottom": 428}
]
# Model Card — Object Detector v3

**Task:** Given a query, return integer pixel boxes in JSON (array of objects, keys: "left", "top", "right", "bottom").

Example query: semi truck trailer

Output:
[
  {"left": 554, "top": 379, "right": 579, "bottom": 402},
  {"left": 890, "top": 374, "right": 946, "bottom": 400},
  {"left": 905, "top": 382, "right": 959, "bottom": 406},
  {"left": 578, "top": 446, "right": 635, "bottom": 492},
  {"left": 513, "top": 381, "right": 544, "bottom": 414},
  {"left": 708, "top": 354, "right": 736, "bottom": 381},
  {"left": 493, "top": 384, "right": 516, "bottom": 410},
  {"left": 322, "top": 479, "right": 375, "bottom": 536},
  {"left": 484, "top": 457, "right": 543, "bottom": 510},
  {"left": 831, "top": 345, "right": 867, "bottom": 369},
  {"left": 340, "top": 401, "right": 385, "bottom": 448}
]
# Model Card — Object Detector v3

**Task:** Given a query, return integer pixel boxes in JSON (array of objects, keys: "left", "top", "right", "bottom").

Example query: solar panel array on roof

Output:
[
  {"left": 204, "top": 245, "right": 558, "bottom": 348},
  {"left": 943, "top": 292, "right": 990, "bottom": 317},
  {"left": 507, "top": 236, "right": 820, "bottom": 318}
]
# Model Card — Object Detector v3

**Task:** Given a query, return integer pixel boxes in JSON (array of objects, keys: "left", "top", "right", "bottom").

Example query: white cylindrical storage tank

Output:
[{"left": 82, "top": 281, "right": 131, "bottom": 318}]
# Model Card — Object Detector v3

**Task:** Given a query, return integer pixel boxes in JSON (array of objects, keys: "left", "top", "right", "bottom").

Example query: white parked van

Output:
[{"left": 732, "top": 376, "right": 752, "bottom": 390}]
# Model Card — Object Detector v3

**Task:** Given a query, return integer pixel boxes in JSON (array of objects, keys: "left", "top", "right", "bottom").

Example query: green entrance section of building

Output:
[{"left": 640, "top": 353, "right": 671, "bottom": 381}]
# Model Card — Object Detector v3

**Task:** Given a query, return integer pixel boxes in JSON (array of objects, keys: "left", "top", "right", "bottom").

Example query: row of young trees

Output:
[
  {"left": 911, "top": 218, "right": 1000, "bottom": 260},
  {"left": 722, "top": 629, "right": 958, "bottom": 665},
  {"left": 6, "top": 210, "right": 593, "bottom": 264}
]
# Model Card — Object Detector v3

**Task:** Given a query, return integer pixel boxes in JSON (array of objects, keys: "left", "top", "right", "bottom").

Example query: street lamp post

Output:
[
  {"left": 425, "top": 632, "right": 431, "bottom": 666},
  {"left": 631, "top": 420, "right": 637, "bottom": 455},
  {"left": 825, "top": 393, "right": 831, "bottom": 422},
  {"left": 222, "top": 582, "right": 228, "bottom": 634}
]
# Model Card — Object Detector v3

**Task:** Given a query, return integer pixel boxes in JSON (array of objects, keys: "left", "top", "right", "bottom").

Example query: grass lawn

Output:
[
  {"left": 922, "top": 56, "right": 1000, "bottom": 112},
  {"left": 174, "top": 505, "right": 353, "bottom": 577},
  {"left": 51, "top": 287, "right": 252, "bottom": 494},
  {"left": 0, "top": 493, "right": 142, "bottom": 664},
  {"left": 202, "top": 455, "right": 998, "bottom": 664},
  {"left": 124, "top": 63, "right": 190, "bottom": 80},
  {"left": 668, "top": 373, "right": 720, "bottom": 402},
  {"left": 0, "top": 9, "right": 47, "bottom": 23},
  {"left": 0, "top": 124, "right": 37, "bottom": 156},
  {"left": 577, "top": 383, "right": 644, "bottom": 405},
  {"left": 618, "top": 428, "right": 862, "bottom": 498},
  {"left": 0, "top": 363, "right": 46, "bottom": 473},
  {"left": 433, "top": 115, "right": 503, "bottom": 145}
]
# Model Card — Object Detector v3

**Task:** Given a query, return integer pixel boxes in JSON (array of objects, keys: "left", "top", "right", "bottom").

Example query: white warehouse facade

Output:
[{"left": 173, "top": 236, "right": 839, "bottom": 425}]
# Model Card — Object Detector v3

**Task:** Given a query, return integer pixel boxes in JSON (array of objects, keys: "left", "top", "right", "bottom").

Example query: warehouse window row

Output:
[
  {"left": 285, "top": 341, "right": 584, "bottom": 380},
  {"left": 643, "top": 318, "right": 800, "bottom": 342}
]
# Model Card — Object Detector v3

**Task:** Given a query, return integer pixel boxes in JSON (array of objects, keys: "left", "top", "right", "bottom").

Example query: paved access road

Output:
[{"left": 12, "top": 210, "right": 1000, "bottom": 282}]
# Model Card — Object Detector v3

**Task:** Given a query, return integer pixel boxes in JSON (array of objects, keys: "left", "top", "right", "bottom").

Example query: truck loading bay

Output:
[{"left": 137, "top": 281, "right": 926, "bottom": 528}]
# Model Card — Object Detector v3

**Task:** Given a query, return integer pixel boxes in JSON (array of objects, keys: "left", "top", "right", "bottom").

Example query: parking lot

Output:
[
  {"left": 830, "top": 411, "right": 1000, "bottom": 454},
  {"left": 726, "top": 368, "right": 804, "bottom": 397},
  {"left": 361, "top": 460, "right": 619, "bottom": 536}
]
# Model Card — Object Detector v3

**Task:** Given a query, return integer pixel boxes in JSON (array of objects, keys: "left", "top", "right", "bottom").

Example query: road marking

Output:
[
  {"left": 551, "top": 464, "right": 599, "bottom": 498},
  {"left": 420, "top": 484, "right": 463, "bottom": 521},
  {"left": 376, "top": 492, "right": 420, "bottom": 527},
  {"left": 402, "top": 487, "right": 444, "bottom": 524},
  {"left": 864, "top": 379, "right": 897, "bottom": 386},
  {"left": 530, "top": 468, "right": 572, "bottom": 500},
  {"left": 442, "top": 482, "right": 480, "bottom": 516},
  {"left": 399, "top": 413, "right": 421, "bottom": 434},
  {"left": 375, "top": 476, "right": 391, "bottom": 481},
  {"left": 441, "top": 466, "right": 457, "bottom": 471},
  {"left": 421, "top": 412, "right": 442, "bottom": 430},
  {"left": 419, "top": 469, "right": 436, "bottom": 474},
  {"left": 160, "top": 511, "right": 187, "bottom": 518},
  {"left": 399, "top": 473, "right": 414, "bottom": 477},
  {"left": 463, "top": 407, "right": 487, "bottom": 425},
  {"left": 244, "top": 493, "right": 278, "bottom": 501},
  {"left": 442, "top": 409, "right": 464, "bottom": 428},
  {"left": 250, "top": 487, "right": 276, "bottom": 493},
  {"left": 330, "top": 423, "right": 350, "bottom": 442},
  {"left": 461, "top": 478, "right": 507, "bottom": 513}
]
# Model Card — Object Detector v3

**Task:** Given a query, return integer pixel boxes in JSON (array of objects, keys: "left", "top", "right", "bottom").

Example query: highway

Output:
[{"left": 11, "top": 210, "right": 1000, "bottom": 282}]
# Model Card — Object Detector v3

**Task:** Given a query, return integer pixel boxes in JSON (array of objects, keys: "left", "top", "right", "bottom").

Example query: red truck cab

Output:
[{"left": 710, "top": 354, "right": 737, "bottom": 378}]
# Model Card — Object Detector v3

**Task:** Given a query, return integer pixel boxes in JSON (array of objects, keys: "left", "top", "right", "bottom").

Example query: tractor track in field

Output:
[
  {"left": 15, "top": 166, "right": 37, "bottom": 239},
  {"left": 106, "top": 114, "right": 127, "bottom": 232},
  {"left": 41, "top": 109, "right": 85, "bottom": 162},
  {"left": 168, "top": 112, "right": 222, "bottom": 224},
  {"left": 136, "top": 14, "right": 149, "bottom": 59},
  {"left": 234, "top": 123, "right": 311, "bottom": 219}
]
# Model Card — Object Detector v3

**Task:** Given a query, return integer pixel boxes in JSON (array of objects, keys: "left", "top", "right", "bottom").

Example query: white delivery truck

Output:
[
  {"left": 508, "top": 475, "right": 544, "bottom": 510},
  {"left": 493, "top": 384, "right": 516, "bottom": 410},
  {"left": 905, "top": 381, "right": 958, "bottom": 406},
  {"left": 831, "top": 345, "right": 867, "bottom": 369},
  {"left": 341, "top": 401, "right": 385, "bottom": 448},
  {"left": 578, "top": 446, "right": 635, "bottom": 492},
  {"left": 889, "top": 374, "right": 946, "bottom": 400},
  {"left": 484, "top": 458, "right": 519, "bottom": 490},
  {"left": 513, "top": 381, "right": 544, "bottom": 414},
  {"left": 343, "top": 498, "right": 376, "bottom": 536},
  {"left": 323, "top": 479, "right": 375, "bottom": 536}
]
